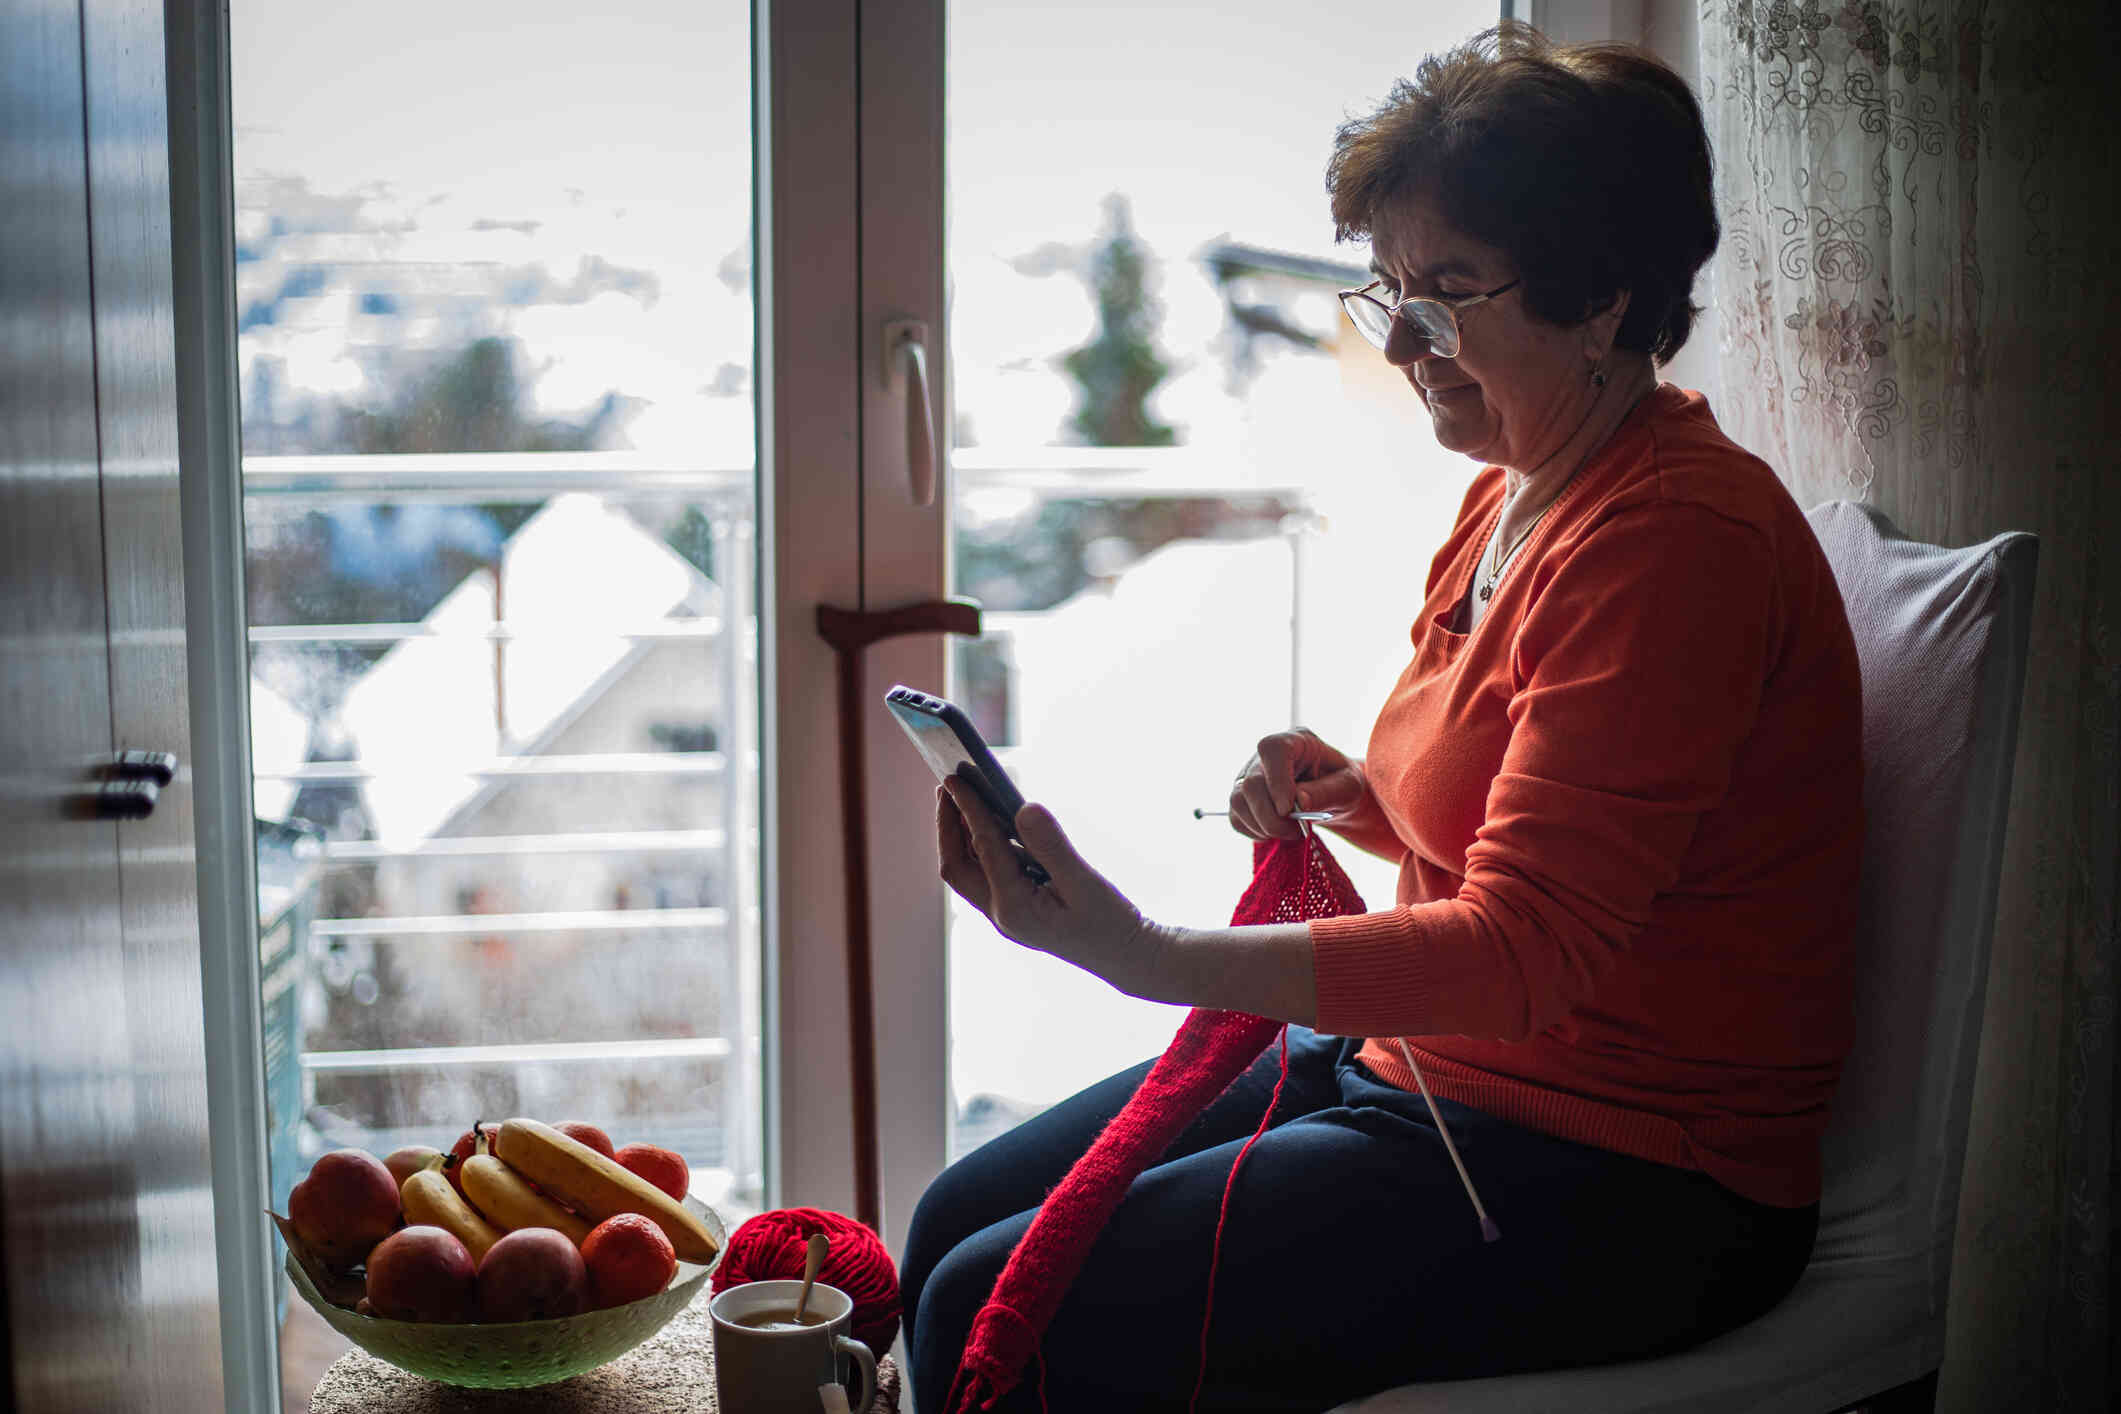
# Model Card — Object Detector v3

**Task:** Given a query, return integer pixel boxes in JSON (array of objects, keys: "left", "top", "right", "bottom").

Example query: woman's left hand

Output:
[{"left": 936, "top": 777, "right": 1163, "bottom": 993}]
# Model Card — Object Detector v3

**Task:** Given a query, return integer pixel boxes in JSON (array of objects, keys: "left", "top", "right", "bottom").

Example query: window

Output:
[{"left": 227, "top": 3, "right": 763, "bottom": 1397}]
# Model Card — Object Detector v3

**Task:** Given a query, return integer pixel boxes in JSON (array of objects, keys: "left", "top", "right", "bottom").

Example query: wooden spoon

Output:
[{"left": 793, "top": 1231, "right": 830, "bottom": 1324}]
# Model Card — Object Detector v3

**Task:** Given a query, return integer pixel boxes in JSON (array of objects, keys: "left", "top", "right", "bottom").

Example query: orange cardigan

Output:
[{"left": 1309, "top": 385, "right": 1862, "bottom": 1207}]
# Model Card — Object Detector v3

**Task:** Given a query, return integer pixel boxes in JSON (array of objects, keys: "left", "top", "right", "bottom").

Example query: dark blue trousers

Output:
[{"left": 901, "top": 1027, "right": 1815, "bottom": 1413}]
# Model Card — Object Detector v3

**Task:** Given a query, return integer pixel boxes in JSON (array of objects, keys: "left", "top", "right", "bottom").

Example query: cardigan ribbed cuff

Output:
[{"left": 1308, "top": 908, "right": 1434, "bottom": 1038}]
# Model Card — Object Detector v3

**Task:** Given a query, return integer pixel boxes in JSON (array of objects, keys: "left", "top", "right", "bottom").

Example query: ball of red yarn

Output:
[{"left": 712, "top": 1207, "right": 901, "bottom": 1353}]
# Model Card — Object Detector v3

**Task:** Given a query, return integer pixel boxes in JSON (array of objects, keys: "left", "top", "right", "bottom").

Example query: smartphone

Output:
[{"left": 884, "top": 684, "right": 1049, "bottom": 885}]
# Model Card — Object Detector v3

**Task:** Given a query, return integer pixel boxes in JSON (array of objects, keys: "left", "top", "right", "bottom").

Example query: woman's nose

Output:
[{"left": 1383, "top": 317, "right": 1436, "bottom": 368}]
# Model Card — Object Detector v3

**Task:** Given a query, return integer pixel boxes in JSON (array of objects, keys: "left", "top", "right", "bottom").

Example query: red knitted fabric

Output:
[{"left": 943, "top": 831, "right": 1367, "bottom": 1413}]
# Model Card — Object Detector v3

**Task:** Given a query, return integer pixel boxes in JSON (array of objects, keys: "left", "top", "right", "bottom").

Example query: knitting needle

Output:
[
  {"left": 1192, "top": 807, "right": 1335, "bottom": 821},
  {"left": 1395, "top": 1037, "right": 1502, "bottom": 1243}
]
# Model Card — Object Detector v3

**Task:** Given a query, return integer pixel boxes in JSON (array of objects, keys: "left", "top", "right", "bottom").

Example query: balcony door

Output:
[{"left": 200, "top": 1, "right": 950, "bottom": 1403}]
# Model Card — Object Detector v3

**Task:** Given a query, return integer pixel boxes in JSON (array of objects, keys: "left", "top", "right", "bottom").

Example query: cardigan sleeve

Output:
[{"left": 1308, "top": 503, "right": 1779, "bottom": 1040}]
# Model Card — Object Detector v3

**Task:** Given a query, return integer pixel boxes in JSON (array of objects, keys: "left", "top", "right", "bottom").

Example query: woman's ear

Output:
[{"left": 1586, "top": 288, "right": 1632, "bottom": 363}]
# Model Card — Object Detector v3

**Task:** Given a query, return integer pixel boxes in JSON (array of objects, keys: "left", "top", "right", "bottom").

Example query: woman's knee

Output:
[
  {"left": 902, "top": 1149, "right": 1027, "bottom": 1351},
  {"left": 904, "top": 1154, "right": 991, "bottom": 1290},
  {"left": 908, "top": 1221, "right": 1019, "bottom": 1412}
]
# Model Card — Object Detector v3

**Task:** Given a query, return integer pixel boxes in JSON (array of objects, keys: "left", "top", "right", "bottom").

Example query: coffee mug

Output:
[{"left": 711, "top": 1279, "right": 876, "bottom": 1413}]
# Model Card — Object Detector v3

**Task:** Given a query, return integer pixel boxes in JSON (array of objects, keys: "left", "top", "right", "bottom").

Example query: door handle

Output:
[
  {"left": 70, "top": 751, "right": 179, "bottom": 819},
  {"left": 112, "top": 750, "right": 178, "bottom": 786},
  {"left": 97, "top": 779, "right": 161, "bottom": 820},
  {"left": 883, "top": 318, "right": 937, "bottom": 507}
]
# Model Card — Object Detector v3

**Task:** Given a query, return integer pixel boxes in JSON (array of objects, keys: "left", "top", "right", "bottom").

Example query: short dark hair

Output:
[{"left": 1326, "top": 22, "right": 1718, "bottom": 363}]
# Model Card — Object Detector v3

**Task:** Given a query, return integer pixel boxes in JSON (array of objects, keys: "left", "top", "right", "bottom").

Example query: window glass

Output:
[
  {"left": 229, "top": 4, "right": 760, "bottom": 1395},
  {"left": 947, "top": 1, "right": 1501, "bottom": 1155}
]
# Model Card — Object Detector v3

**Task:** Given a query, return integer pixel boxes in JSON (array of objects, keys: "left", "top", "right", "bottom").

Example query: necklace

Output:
[
  {"left": 1476, "top": 463, "right": 1580, "bottom": 603},
  {"left": 1474, "top": 380, "right": 1654, "bottom": 604}
]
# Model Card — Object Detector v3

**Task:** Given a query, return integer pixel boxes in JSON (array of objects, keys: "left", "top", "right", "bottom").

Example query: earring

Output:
[{"left": 1591, "top": 363, "right": 1608, "bottom": 388}]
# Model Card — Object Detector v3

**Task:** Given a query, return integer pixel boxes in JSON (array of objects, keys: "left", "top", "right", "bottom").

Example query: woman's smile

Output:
[{"left": 1416, "top": 377, "right": 1481, "bottom": 408}]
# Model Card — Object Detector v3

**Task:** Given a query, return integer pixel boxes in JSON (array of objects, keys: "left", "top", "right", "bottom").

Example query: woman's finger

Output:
[
  {"left": 935, "top": 786, "right": 989, "bottom": 906},
  {"left": 1253, "top": 733, "right": 1307, "bottom": 817},
  {"left": 1226, "top": 761, "right": 1261, "bottom": 838},
  {"left": 1012, "top": 803, "right": 1080, "bottom": 888},
  {"left": 1238, "top": 771, "right": 1300, "bottom": 839},
  {"left": 1295, "top": 766, "right": 1367, "bottom": 817},
  {"left": 1232, "top": 769, "right": 1277, "bottom": 839},
  {"left": 942, "top": 775, "right": 1032, "bottom": 905}
]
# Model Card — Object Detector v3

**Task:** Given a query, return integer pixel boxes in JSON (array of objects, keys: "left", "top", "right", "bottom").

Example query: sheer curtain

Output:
[{"left": 1697, "top": 1, "right": 2119, "bottom": 1408}]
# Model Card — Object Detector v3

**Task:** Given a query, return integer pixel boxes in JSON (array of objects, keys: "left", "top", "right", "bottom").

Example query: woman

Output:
[{"left": 903, "top": 23, "right": 1862, "bottom": 1413}]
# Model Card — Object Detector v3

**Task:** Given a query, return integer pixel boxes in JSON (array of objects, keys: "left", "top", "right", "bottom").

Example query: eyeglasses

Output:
[{"left": 1337, "top": 277, "right": 1521, "bottom": 359}]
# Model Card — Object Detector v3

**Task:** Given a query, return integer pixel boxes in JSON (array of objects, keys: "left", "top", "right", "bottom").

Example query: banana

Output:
[
  {"left": 400, "top": 1162, "right": 506, "bottom": 1262},
  {"left": 458, "top": 1152, "right": 593, "bottom": 1245},
  {"left": 494, "top": 1117, "right": 719, "bottom": 1263}
]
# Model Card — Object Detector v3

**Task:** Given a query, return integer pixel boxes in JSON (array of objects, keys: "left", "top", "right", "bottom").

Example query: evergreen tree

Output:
[
  {"left": 1060, "top": 194, "right": 1178, "bottom": 447},
  {"left": 339, "top": 336, "right": 614, "bottom": 458}
]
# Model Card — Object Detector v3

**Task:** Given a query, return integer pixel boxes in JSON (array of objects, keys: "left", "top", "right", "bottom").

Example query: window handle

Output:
[{"left": 884, "top": 318, "right": 936, "bottom": 507}]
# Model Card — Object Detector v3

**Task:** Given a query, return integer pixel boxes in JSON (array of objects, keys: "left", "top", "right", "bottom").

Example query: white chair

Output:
[{"left": 1332, "top": 502, "right": 2038, "bottom": 1414}]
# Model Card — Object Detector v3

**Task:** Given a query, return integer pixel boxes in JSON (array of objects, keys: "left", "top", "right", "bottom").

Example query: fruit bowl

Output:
[{"left": 281, "top": 1198, "right": 726, "bottom": 1389}]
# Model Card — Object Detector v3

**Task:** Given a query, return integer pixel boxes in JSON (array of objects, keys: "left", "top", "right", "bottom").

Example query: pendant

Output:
[{"left": 1478, "top": 582, "right": 1493, "bottom": 602}]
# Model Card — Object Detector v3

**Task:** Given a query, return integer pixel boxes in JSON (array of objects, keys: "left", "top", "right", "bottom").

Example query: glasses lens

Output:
[
  {"left": 1341, "top": 295, "right": 1393, "bottom": 349},
  {"left": 1401, "top": 299, "right": 1460, "bottom": 358}
]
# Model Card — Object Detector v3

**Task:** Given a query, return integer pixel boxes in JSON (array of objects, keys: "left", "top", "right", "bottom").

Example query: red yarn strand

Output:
[
  {"left": 941, "top": 831, "right": 1366, "bottom": 1413},
  {"left": 1191, "top": 828, "right": 1321, "bottom": 1410},
  {"left": 1189, "top": 1022, "right": 1289, "bottom": 1413}
]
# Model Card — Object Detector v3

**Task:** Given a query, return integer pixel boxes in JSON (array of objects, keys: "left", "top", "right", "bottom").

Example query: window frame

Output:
[{"left": 754, "top": 0, "right": 953, "bottom": 1262}]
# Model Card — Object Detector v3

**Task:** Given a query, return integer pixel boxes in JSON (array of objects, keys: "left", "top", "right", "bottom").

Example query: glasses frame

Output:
[{"left": 1337, "top": 277, "right": 1522, "bottom": 359}]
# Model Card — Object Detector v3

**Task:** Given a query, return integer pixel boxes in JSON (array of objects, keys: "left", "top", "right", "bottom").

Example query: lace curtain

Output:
[{"left": 1698, "top": 2, "right": 2118, "bottom": 1407}]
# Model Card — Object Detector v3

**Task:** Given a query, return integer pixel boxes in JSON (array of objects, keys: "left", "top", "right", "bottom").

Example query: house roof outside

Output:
[
  {"left": 338, "top": 492, "right": 717, "bottom": 850},
  {"left": 1201, "top": 239, "right": 1369, "bottom": 290}
]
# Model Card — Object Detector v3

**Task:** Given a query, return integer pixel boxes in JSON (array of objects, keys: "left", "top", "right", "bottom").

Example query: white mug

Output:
[{"left": 711, "top": 1279, "right": 876, "bottom": 1414}]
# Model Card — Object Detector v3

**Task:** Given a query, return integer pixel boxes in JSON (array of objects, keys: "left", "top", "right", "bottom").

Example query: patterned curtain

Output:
[{"left": 1698, "top": 2, "right": 2119, "bottom": 1409}]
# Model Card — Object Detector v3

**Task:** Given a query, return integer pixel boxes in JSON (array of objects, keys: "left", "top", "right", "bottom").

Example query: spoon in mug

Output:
[{"left": 793, "top": 1231, "right": 830, "bottom": 1324}]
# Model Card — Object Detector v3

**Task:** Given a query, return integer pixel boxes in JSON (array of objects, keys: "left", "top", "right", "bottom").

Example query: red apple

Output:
[
  {"left": 383, "top": 1145, "right": 443, "bottom": 1190},
  {"left": 289, "top": 1149, "right": 401, "bottom": 1268},
  {"left": 366, "top": 1226, "right": 478, "bottom": 1322},
  {"left": 553, "top": 1121, "right": 616, "bottom": 1161},
  {"left": 477, "top": 1227, "right": 587, "bottom": 1322},
  {"left": 614, "top": 1143, "right": 689, "bottom": 1202},
  {"left": 443, "top": 1123, "right": 487, "bottom": 1198}
]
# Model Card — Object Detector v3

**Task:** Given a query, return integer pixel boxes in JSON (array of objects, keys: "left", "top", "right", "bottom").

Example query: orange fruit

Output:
[
  {"left": 554, "top": 1121, "right": 617, "bottom": 1161},
  {"left": 581, "top": 1213, "right": 678, "bottom": 1310},
  {"left": 614, "top": 1142, "right": 689, "bottom": 1202}
]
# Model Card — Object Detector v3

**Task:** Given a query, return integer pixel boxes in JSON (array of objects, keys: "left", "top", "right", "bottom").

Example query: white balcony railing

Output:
[{"left": 245, "top": 448, "right": 1308, "bottom": 1174}]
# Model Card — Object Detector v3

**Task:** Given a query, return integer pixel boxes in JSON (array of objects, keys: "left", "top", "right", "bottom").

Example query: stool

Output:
[{"left": 311, "top": 1300, "right": 902, "bottom": 1413}]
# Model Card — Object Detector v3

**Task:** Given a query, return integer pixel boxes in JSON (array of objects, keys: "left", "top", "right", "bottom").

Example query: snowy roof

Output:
[
  {"left": 1199, "top": 239, "right": 1368, "bottom": 288},
  {"left": 338, "top": 493, "right": 716, "bottom": 849},
  {"left": 249, "top": 676, "right": 310, "bottom": 824}
]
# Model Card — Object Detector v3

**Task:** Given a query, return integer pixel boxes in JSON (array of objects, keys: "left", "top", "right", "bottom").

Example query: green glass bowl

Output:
[{"left": 285, "top": 1198, "right": 726, "bottom": 1389}]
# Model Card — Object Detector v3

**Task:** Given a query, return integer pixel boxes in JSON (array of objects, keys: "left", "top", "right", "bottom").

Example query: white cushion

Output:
[{"left": 1332, "top": 502, "right": 2037, "bottom": 1413}]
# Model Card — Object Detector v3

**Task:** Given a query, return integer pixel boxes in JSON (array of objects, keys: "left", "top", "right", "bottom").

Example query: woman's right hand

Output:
[{"left": 1228, "top": 729, "right": 1369, "bottom": 840}]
